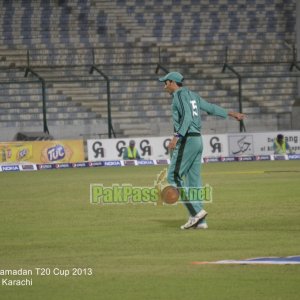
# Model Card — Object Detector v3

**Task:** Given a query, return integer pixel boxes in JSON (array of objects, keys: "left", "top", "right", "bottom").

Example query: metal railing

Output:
[
  {"left": 24, "top": 50, "right": 49, "bottom": 134},
  {"left": 89, "top": 49, "right": 115, "bottom": 138},
  {"left": 222, "top": 47, "right": 246, "bottom": 132}
]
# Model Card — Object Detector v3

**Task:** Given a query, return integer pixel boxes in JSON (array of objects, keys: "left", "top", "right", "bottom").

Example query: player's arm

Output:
[
  {"left": 168, "top": 95, "right": 192, "bottom": 150},
  {"left": 168, "top": 97, "right": 191, "bottom": 150},
  {"left": 173, "top": 93, "right": 193, "bottom": 137},
  {"left": 199, "top": 97, "right": 228, "bottom": 118},
  {"left": 199, "top": 97, "right": 245, "bottom": 121}
]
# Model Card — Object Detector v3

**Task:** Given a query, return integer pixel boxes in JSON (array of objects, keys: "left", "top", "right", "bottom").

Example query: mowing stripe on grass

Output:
[
  {"left": 204, "top": 170, "right": 300, "bottom": 175},
  {"left": 204, "top": 171, "right": 264, "bottom": 175}
]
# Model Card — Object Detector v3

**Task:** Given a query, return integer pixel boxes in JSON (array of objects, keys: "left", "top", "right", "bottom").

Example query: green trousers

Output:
[{"left": 167, "top": 136, "right": 203, "bottom": 217}]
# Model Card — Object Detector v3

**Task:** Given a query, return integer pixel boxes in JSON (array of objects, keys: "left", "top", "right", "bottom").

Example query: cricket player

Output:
[{"left": 159, "top": 71, "right": 245, "bottom": 230}]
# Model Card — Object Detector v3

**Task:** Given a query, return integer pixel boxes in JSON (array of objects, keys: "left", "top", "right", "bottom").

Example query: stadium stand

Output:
[{"left": 0, "top": 0, "right": 297, "bottom": 140}]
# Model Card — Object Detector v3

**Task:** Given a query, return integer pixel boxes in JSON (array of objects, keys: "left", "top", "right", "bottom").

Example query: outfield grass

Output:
[{"left": 0, "top": 161, "right": 300, "bottom": 300}]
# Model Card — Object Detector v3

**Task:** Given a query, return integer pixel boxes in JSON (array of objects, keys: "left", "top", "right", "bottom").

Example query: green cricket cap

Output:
[{"left": 159, "top": 72, "right": 184, "bottom": 83}]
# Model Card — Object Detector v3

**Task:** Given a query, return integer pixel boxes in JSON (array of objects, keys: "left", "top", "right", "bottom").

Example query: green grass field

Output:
[{"left": 1, "top": 161, "right": 300, "bottom": 300}]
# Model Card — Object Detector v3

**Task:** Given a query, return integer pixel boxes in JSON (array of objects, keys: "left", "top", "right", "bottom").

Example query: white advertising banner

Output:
[
  {"left": 87, "top": 137, "right": 172, "bottom": 161},
  {"left": 87, "top": 131, "right": 300, "bottom": 161},
  {"left": 87, "top": 135, "right": 230, "bottom": 161},
  {"left": 202, "top": 134, "right": 228, "bottom": 157},
  {"left": 228, "top": 131, "right": 300, "bottom": 156}
]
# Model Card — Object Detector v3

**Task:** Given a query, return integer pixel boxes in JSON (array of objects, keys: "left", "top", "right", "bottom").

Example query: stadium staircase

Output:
[{"left": 0, "top": 0, "right": 297, "bottom": 140}]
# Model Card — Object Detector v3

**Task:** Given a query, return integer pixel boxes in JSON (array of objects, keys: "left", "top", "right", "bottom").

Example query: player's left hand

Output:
[{"left": 229, "top": 111, "right": 246, "bottom": 121}]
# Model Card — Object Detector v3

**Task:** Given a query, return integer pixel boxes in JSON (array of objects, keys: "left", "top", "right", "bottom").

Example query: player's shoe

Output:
[
  {"left": 180, "top": 209, "right": 208, "bottom": 230},
  {"left": 193, "top": 221, "right": 208, "bottom": 229}
]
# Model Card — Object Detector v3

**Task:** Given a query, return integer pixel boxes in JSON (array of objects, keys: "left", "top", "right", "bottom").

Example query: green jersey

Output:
[{"left": 172, "top": 87, "right": 228, "bottom": 136}]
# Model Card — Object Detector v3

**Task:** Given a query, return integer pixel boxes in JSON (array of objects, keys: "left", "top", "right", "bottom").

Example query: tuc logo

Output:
[
  {"left": 47, "top": 145, "right": 65, "bottom": 161},
  {"left": 41, "top": 144, "right": 73, "bottom": 163}
]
